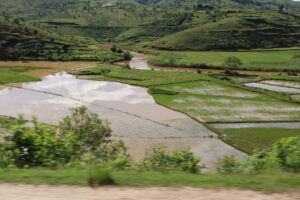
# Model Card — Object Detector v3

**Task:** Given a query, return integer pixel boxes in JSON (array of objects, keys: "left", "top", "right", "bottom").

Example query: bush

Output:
[
  {"left": 123, "top": 51, "right": 132, "bottom": 60},
  {"left": 59, "top": 106, "right": 128, "bottom": 162},
  {"left": 223, "top": 56, "right": 242, "bottom": 69},
  {"left": 217, "top": 137, "right": 300, "bottom": 174},
  {"left": 0, "top": 116, "right": 79, "bottom": 168},
  {"left": 218, "top": 156, "right": 240, "bottom": 174},
  {"left": 108, "top": 157, "right": 132, "bottom": 170},
  {"left": 88, "top": 165, "right": 115, "bottom": 186},
  {"left": 140, "top": 146, "right": 204, "bottom": 173},
  {"left": 271, "top": 136, "right": 300, "bottom": 172}
]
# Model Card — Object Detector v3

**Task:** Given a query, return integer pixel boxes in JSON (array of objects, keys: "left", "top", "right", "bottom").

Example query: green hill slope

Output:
[
  {"left": 150, "top": 13, "right": 300, "bottom": 50},
  {"left": 0, "top": 16, "right": 123, "bottom": 61}
]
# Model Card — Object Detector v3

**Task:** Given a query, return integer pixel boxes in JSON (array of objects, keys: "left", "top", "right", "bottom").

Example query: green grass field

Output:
[
  {"left": 214, "top": 128, "right": 300, "bottom": 153},
  {"left": 148, "top": 49, "right": 300, "bottom": 72},
  {"left": 0, "top": 168, "right": 299, "bottom": 191},
  {"left": 0, "top": 66, "right": 41, "bottom": 84}
]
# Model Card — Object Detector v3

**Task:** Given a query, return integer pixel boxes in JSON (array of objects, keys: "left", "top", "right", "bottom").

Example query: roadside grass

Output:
[
  {"left": 148, "top": 49, "right": 300, "bottom": 72},
  {"left": 0, "top": 168, "right": 300, "bottom": 192},
  {"left": 214, "top": 127, "right": 300, "bottom": 153}
]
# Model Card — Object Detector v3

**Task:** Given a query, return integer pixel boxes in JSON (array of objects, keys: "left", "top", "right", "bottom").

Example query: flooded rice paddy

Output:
[
  {"left": 0, "top": 72, "right": 244, "bottom": 168},
  {"left": 210, "top": 122, "right": 300, "bottom": 129},
  {"left": 244, "top": 82, "right": 300, "bottom": 93}
]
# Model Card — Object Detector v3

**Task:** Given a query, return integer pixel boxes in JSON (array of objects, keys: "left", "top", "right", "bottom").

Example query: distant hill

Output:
[
  {"left": 0, "top": 16, "right": 122, "bottom": 61},
  {"left": 150, "top": 13, "right": 300, "bottom": 50}
]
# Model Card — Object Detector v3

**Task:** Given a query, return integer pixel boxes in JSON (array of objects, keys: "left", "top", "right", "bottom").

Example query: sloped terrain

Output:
[
  {"left": 0, "top": 16, "right": 122, "bottom": 61},
  {"left": 151, "top": 14, "right": 300, "bottom": 50}
]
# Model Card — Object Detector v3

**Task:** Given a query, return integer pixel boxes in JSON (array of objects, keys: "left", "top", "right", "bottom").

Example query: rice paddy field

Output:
[
  {"left": 78, "top": 61, "right": 300, "bottom": 154},
  {"left": 213, "top": 127, "right": 300, "bottom": 153}
]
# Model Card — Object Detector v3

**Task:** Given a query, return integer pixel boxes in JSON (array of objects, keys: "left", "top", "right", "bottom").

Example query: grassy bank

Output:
[
  {"left": 214, "top": 127, "right": 300, "bottom": 153},
  {"left": 0, "top": 168, "right": 299, "bottom": 192},
  {"left": 148, "top": 49, "right": 300, "bottom": 72},
  {"left": 0, "top": 66, "right": 41, "bottom": 84}
]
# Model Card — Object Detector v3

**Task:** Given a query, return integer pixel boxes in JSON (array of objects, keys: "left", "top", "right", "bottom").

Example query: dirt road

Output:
[{"left": 0, "top": 184, "right": 299, "bottom": 200}]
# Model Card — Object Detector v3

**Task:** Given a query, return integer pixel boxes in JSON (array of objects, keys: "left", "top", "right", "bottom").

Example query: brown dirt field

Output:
[{"left": 0, "top": 184, "right": 299, "bottom": 200}]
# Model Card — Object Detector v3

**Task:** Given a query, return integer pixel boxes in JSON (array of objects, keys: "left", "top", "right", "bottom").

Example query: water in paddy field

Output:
[
  {"left": 209, "top": 122, "right": 300, "bottom": 129},
  {"left": 244, "top": 82, "right": 300, "bottom": 94},
  {"left": 0, "top": 72, "right": 186, "bottom": 124},
  {"left": 0, "top": 72, "right": 244, "bottom": 168}
]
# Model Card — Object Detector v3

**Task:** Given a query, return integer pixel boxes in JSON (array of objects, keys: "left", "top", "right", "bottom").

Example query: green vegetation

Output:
[
  {"left": 215, "top": 127, "right": 300, "bottom": 153},
  {"left": 77, "top": 64, "right": 300, "bottom": 123},
  {"left": 0, "top": 16, "right": 123, "bottom": 61},
  {"left": 148, "top": 48, "right": 300, "bottom": 72},
  {"left": 140, "top": 146, "right": 204, "bottom": 173},
  {"left": 153, "top": 80, "right": 300, "bottom": 122},
  {"left": 0, "top": 107, "right": 128, "bottom": 168},
  {"left": 1, "top": 108, "right": 300, "bottom": 191},
  {"left": 151, "top": 14, "right": 300, "bottom": 50},
  {"left": 79, "top": 63, "right": 203, "bottom": 87},
  {"left": 218, "top": 136, "right": 300, "bottom": 173},
  {"left": 0, "top": 66, "right": 41, "bottom": 84},
  {"left": 0, "top": 168, "right": 300, "bottom": 191}
]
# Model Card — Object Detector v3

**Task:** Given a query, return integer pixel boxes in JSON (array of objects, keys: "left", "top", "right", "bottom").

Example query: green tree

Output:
[
  {"left": 59, "top": 106, "right": 128, "bottom": 162},
  {"left": 223, "top": 56, "right": 242, "bottom": 69}
]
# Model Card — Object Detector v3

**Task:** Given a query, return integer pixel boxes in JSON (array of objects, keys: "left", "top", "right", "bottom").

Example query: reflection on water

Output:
[
  {"left": 23, "top": 72, "right": 153, "bottom": 104},
  {"left": 261, "top": 80, "right": 300, "bottom": 89},
  {"left": 210, "top": 122, "right": 300, "bottom": 129},
  {"left": 244, "top": 82, "right": 300, "bottom": 93},
  {"left": 0, "top": 72, "right": 186, "bottom": 123}
]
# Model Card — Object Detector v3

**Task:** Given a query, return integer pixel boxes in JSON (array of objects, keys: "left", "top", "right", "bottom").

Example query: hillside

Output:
[
  {"left": 1, "top": 0, "right": 300, "bottom": 43},
  {"left": 150, "top": 13, "right": 300, "bottom": 50},
  {"left": 0, "top": 16, "right": 123, "bottom": 61}
]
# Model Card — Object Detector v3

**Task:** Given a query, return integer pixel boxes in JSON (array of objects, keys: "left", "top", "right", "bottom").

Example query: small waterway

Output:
[
  {"left": 210, "top": 122, "right": 300, "bottom": 129},
  {"left": 244, "top": 82, "right": 300, "bottom": 93}
]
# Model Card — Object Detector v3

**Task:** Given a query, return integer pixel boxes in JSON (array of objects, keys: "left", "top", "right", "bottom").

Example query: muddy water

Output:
[
  {"left": 244, "top": 82, "right": 300, "bottom": 93},
  {"left": 210, "top": 122, "right": 300, "bottom": 129},
  {"left": 0, "top": 72, "right": 244, "bottom": 168},
  {"left": 128, "top": 52, "right": 153, "bottom": 70}
]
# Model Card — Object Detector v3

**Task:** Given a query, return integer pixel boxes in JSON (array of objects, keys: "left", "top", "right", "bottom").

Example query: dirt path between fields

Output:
[{"left": 0, "top": 184, "right": 299, "bottom": 200}]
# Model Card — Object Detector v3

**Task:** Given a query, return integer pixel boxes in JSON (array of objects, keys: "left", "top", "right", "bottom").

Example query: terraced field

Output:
[{"left": 153, "top": 80, "right": 300, "bottom": 123}]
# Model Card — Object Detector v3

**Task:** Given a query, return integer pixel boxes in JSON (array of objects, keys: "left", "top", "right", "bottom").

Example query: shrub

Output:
[
  {"left": 223, "top": 56, "right": 242, "bottom": 69},
  {"left": 271, "top": 136, "right": 300, "bottom": 172},
  {"left": 239, "top": 149, "right": 271, "bottom": 174},
  {"left": 59, "top": 106, "right": 128, "bottom": 162},
  {"left": 110, "top": 45, "right": 117, "bottom": 53},
  {"left": 218, "top": 156, "right": 240, "bottom": 174},
  {"left": 123, "top": 51, "right": 132, "bottom": 60},
  {"left": 108, "top": 157, "right": 132, "bottom": 170},
  {"left": 0, "top": 117, "right": 79, "bottom": 168},
  {"left": 88, "top": 165, "right": 115, "bottom": 186},
  {"left": 140, "top": 146, "right": 204, "bottom": 173}
]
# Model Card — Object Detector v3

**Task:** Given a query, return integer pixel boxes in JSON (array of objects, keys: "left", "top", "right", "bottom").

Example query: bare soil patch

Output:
[{"left": 0, "top": 184, "right": 299, "bottom": 200}]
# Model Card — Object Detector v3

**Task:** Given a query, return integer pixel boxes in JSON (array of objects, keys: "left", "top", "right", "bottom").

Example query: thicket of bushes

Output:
[{"left": 0, "top": 106, "right": 299, "bottom": 185}]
